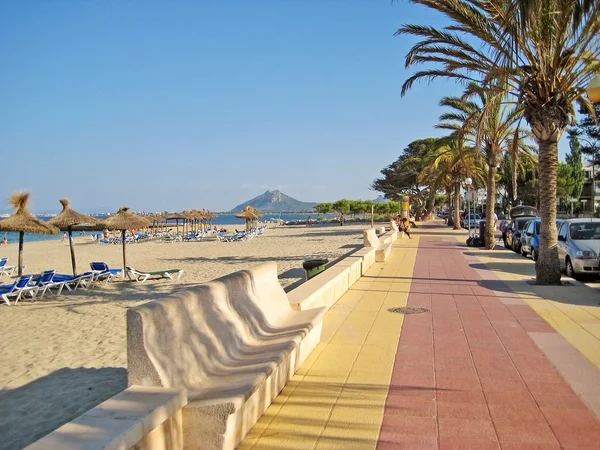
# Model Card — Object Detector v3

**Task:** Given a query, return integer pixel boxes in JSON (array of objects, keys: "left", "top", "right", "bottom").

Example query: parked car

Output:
[
  {"left": 505, "top": 217, "right": 533, "bottom": 253},
  {"left": 463, "top": 214, "right": 482, "bottom": 229},
  {"left": 500, "top": 206, "right": 539, "bottom": 245},
  {"left": 520, "top": 219, "right": 541, "bottom": 260},
  {"left": 557, "top": 218, "right": 600, "bottom": 279}
]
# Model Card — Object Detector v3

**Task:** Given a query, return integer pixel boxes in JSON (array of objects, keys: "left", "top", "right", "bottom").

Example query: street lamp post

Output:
[
  {"left": 586, "top": 74, "right": 600, "bottom": 215},
  {"left": 574, "top": 136, "right": 598, "bottom": 214},
  {"left": 465, "top": 177, "right": 473, "bottom": 234}
]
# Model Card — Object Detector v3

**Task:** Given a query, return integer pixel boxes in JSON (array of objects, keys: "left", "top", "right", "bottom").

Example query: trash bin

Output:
[
  {"left": 479, "top": 221, "right": 486, "bottom": 247},
  {"left": 302, "top": 258, "right": 329, "bottom": 280}
]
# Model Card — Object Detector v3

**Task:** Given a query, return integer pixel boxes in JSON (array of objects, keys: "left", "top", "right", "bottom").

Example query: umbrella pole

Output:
[
  {"left": 122, "top": 229, "right": 127, "bottom": 279},
  {"left": 18, "top": 231, "right": 24, "bottom": 277},
  {"left": 68, "top": 226, "right": 77, "bottom": 276}
]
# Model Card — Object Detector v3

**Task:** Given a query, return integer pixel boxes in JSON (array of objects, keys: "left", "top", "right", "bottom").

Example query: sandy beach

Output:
[{"left": 0, "top": 223, "right": 365, "bottom": 449}]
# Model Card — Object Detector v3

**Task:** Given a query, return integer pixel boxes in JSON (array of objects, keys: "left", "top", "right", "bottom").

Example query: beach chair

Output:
[
  {"left": 0, "top": 275, "right": 38, "bottom": 305},
  {"left": 0, "top": 257, "right": 17, "bottom": 277},
  {"left": 30, "top": 270, "right": 66, "bottom": 298},
  {"left": 52, "top": 272, "right": 95, "bottom": 291},
  {"left": 90, "top": 262, "right": 123, "bottom": 284},
  {"left": 125, "top": 266, "right": 184, "bottom": 283}
]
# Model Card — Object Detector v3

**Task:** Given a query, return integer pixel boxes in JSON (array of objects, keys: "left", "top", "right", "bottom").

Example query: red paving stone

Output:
[{"left": 377, "top": 224, "right": 600, "bottom": 449}]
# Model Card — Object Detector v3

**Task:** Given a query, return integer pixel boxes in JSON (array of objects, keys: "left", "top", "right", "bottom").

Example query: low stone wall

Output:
[{"left": 288, "top": 246, "right": 377, "bottom": 311}]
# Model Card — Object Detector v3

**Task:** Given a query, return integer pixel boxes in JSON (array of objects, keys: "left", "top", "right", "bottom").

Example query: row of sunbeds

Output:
[
  {"left": 0, "top": 260, "right": 184, "bottom": 306},
  {"left": 215, "top": 226, "right": 267, "bottom": 242}
]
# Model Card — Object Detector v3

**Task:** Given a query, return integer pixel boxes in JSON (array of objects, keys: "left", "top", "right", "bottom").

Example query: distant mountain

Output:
[
  {"left": 373, "top": 195, "right": 389, "bottom": 204},
  {"left": 230, "top": 190, "right": 316, "bottom": 213}
]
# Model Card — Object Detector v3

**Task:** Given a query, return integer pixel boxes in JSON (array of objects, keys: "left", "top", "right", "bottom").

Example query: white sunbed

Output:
[{"left": 125, "top": 267, "right": 184, "bottom": 283}]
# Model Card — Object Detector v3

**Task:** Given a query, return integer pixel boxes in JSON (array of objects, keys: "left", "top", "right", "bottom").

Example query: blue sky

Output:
[{"left": 0, "top": 1, "right": 569, "bottom": 213}]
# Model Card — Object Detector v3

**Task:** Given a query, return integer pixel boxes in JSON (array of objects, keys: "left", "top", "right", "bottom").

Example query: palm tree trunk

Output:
[
  {"left": 485, "top": 163, "right": 497, "bottom": 250},
  {"left": 536, "top": 137, "right": 561, "bottom": 285},
  {"left": 453, "top": 182, "right": 461, "bottom": 230},
  {"left": 424, "top": 189, "right": 436, "bottom": 220},
  {"left": 511, "top": 153, "right": 518, "bottom": 204}
]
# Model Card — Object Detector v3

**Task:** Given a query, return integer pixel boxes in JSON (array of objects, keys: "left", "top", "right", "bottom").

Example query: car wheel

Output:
[
  {"left": 531, "top": 248, "right": 538, "bottom": 261},
  {"left": 521, "top": 246, "right": 527, "bottom": 257},
  {"left": 566, "top": 258, "right": 576, "bottom": 279}
]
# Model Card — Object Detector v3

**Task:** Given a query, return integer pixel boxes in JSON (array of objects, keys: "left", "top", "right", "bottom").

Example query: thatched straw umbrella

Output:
[
  {"left": 48, "top": 199, "right": 99, "bottom": 275},
  {"left": 0, "top": 192, "right": 59, "bottom": 276},
  {"left": 101, "top": 207, "right": 150, "bottom": 275},
  {"left": 236, "top": 206, "right": 261, "bottom": 233},
  {"left": 166, "top": 213, "right": 188, "bottom": 235}
]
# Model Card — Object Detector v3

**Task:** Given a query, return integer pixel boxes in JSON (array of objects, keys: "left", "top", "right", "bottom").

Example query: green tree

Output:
[
  {"left": 315, "top": 203, "right": 333, "bottom": 214},
  {"left": 557, "top": 163, "right": 576, "bottom": 207},
  {"left": 332, "top": 199, "right": 350, "bottom": 215},
  {"left": 566, "top": 132, "right": 585, "bottom": 200},
  {"left": 397, "top": 0, "right": 600, "bottom": 284},
  {"left": 374, "top": 202, "right": 390, "bottom": 216},
  {"left": 372, "top": 138, "right": 441, "bottom": 213}
]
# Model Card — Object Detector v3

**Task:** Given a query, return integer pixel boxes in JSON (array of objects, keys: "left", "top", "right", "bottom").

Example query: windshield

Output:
[
  {"left": 516, "top": 220, "right": 529, "bottom": 230},
  {"left": 569, "top": 223, "right": 600, "bottom": 240}
]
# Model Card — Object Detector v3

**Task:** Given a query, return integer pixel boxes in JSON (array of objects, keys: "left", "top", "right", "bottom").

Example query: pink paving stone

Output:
[
  {"left": 488, "top": 403, "right": 546, "bottom": 425},
  {"left": 392, "top": 365, "right": 435, "bottom": 388},
  {"left": 379, "top": 415, "right": 438, "bottom": 437},
  {"left": 377, "top": 436, "right": 438, "bottom": 450},
  {"left": 384, "top": 395, "right": 436, "bottom": 417},
  {"left": 438, "top": 437, "right": 500, "bottom": 450},
  {"left": 494, "top": 421, "right": 560, "bottom": 446},
  {"left": 532, "top": 392, "right": 590, "bottom": 410},
  {"left": 438, "top": 418, "right": 497, "bottom": 440},
  {"left": 434, "top": 355, "right": 474, "bottom": 368},
  {"left": 437, "top": 401, "right": 490, "bottom": 419}
]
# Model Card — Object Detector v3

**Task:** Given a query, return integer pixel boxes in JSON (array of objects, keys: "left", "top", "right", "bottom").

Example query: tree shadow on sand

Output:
[{"left": 0, "top": 367, "right": 127, "bottom": 449}]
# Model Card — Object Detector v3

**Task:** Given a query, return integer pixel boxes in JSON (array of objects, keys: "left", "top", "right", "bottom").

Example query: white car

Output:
[
  {"left": 464, "top": 214, "right": 482, "bottom": 229},
  {"left": 557, "top": 218, "right": 600, "bottom": 279}
]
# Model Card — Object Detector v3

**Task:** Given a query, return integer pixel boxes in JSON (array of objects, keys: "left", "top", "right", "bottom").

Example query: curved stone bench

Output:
[
  {"left": 364, "top": 227, "right": 394, "bottom": 261},
  {"left": 127, "top": 262, "right": 326, "bottom": 450}
]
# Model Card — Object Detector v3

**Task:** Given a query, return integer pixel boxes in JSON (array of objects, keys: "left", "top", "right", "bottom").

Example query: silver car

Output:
[{"left": 557, "top": 218, "right": 600, "bottom": 279}]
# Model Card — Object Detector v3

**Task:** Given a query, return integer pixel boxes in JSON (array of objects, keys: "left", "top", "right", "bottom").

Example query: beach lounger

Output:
[
  {"left": 52, "top": 272, "right": 94, "bottom": 291},
  {"left": 90, "top": 261, "right": 123, "bottom": 283},
  {"left": 0, "top": 257, "right": 17, "bottom": 277},
  {"left": 30, "top": 270, "right": 66, "bottom": 298},
  {"left": 125, "top": 266, "right": 184, "bottom": 283},
  {"left": 0, "top": 275, "right": 38, "bottom": 305}
]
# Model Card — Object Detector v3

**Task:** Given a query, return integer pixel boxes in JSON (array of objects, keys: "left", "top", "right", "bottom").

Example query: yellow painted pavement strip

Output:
[
  {"left": 465, "top": 241, "right": 600, "bottom": 370},
  {"left": 239, "top": 237, "right": 420, "bottom": 450}
]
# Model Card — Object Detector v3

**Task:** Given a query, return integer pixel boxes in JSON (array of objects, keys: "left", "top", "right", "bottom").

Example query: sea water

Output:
[{"left": 0, "top": 213, "right": 336, "bottom": 245}]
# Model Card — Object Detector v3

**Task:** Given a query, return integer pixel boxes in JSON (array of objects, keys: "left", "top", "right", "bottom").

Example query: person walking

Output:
[{"left": 400, "top": 217, "right": 412, "bottom": 239}]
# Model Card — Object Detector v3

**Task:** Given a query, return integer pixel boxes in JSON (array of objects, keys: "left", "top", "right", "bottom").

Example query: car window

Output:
[
  {"left": 516, "top": 220, "right": 529, "bottom": 230},
  {"left": 535, "top": 222, "right": 540, "bottom": 235},
  {"left": 558, "top": 223, "right": 568, "bottom": 240},
  {"left": 569, "top": 223, "right": 600, "bottom": 240}
]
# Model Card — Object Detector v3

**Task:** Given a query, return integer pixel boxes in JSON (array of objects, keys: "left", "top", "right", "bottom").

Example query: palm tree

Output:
[
  {"left": 419, "top": 136, "right": 485, "bottom": 229},
  {"left": 437, "top": 87, "right": 530, "bottom": 249},
  {"left": 397, "top": 0, "right": 600, "bottom": 284}
]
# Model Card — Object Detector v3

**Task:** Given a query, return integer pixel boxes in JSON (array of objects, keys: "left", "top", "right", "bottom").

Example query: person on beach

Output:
[
  {"left": 61, "top": 232, "right": 67, "bottom": 242},
  {"left": 340, "top": 213, "right": 344, "bottom": 226},
  {"left": 399, "top": 217, "right": 412, "bottom": 239},
  {"left": 1, "top": 236, "right": 7, "bottom": 246},
  {"left": 307, "top": 216, "right": 313, "bottom": 226}
]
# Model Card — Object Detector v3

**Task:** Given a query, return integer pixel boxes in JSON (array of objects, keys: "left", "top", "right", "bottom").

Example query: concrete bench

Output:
[
  {"left": 127, "top": 262, "right": 326, "bottom": 450},
  {"left": 364, "top": 227, "right": 393, "bottom": 261},
  {"left": 26, "top": 386, "right": 187, "bottom": 450},
  {"left": 288, "top": 247, "right": 377, "bottom": 311}
]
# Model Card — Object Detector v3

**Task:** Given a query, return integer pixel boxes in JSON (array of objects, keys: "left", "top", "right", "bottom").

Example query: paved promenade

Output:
[{"left": 240, "top": 222, "right": 600, "bottom": 449}]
